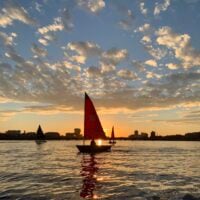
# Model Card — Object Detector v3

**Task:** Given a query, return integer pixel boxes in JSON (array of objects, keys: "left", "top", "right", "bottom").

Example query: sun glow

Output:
[
  {"left": 97, "top": 139, "right": 102, "bottom": 146},
  {"left": 93, "top": 194, "right": 99, "bottom": 199}
]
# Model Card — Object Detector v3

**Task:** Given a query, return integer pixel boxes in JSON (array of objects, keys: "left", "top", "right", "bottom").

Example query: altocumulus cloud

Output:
[
  {"left": 0, "top": 0, "right": 199, "bottom": 116},
  {"left": 0, "top": 0, "right": 36, "bottom": 27},
  {"left": 66, "top": 41, "right": 102, "bottom": 64},
  {"left": 0, "top": 31, "right": 17, "bottom": 46},
  {"left": 154, "top": 0, "right": 171, "bottom": 16},
  {"left": 77, "top": 0, "right": 105, "bottom": 13},
  {"left": 156, "top": 26, "right": 200, "bottom": 68}
]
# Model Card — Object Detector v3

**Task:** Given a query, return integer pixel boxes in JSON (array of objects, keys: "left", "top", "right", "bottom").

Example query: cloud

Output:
[
  {"left": 0, "top": 55, "right": 84, "bottom": 110},
  {"left": 156, "top": 26, "right": 200, "bottom": 68},
  {"left": 38, "top": 8, "right": 73, "bottom": 35},
  {"left": 0, "top": 15, "right": 12, "bottom": 28},
  {"left": 0, "top": 1, "right": 36, "bottom": 28},
  {"left": 45, "top": 61, "right": 81, "bottom": 72},
  {"left": 144, "top": 45, "right": 167, "bottom": 60},
  {"left": 0, "top": 110, "right": 17, "bottom": 121},
  {"left": 145, "top": 59, "right": 158, "bottom": 67},
  {"left": 141, "top": 36, "right": 152, "bottom": 44},
  {"left": 77, "top": 0, "right": 105, "bottom": 13},
  {"left": 61, "top": 8, "right": 74, "bottom": 31},
  {"left": 86, "top": 66, "right": 101, "bottom": 77},
  {"left": 65, "top": 42, "right": 128, "bottom": 73},
  {"left": 153, "top": 109, "right": 200, "bottom": 124},
  {"left": 131, "top": 60, "right": 146, "bottom": 72},
  {"left": 0, "top": 96, "right": 12, "bottom": 103},
  {"left": 99, "top": 48, "right": 128, "bottom": 73},
  {"left": 139, "top": 2, "right": 148, "bottom": 15},
  {"left": 153, "top": 117, "right": 200, "bottom": 124},
  {"left": 0, "top": 48, "right": 200, "bottom": 113},
  {"left": 23, "top": 104, "right": 78, "bottom": 115},
  {"left": 31, "top": 43, "right": 48, "bottom": 57},
  {"left": 38, "top": 38, "right": 48, "bottom": 46},
  {"left": 67, "top": 41, "right": 101, "bottom": 57},
  {"left": 146, "top": 71, "right": 162, "bottom": 79},
  {"left": 38, "top": 33, "right": 56, "bottom": 46},
  {"left": 101, "top": 48, "right": 128, "bottom": 66},
  {"left": 38, "top": 17, "right": 64, "bottom": 34},
  {"left": 62, "top": 61, "right": 81, "bottom": 72},
  {"left": 117, "top": 69, "right": 137, "bottom": 80},
  {"left": 119, "top": 19, "right": 132, "bottom": 31},
  {"left": 111, "top": 3, "right": 134, "bottom": 31},
  {"left": 68, "top": 54, "right": 86, "bottom": 64},
  {"left": 80, "top": 66, "right": 127, "bottom": 97},
  {"left": 0, "top": 31, "right": 17, "bottom": 46},
  {"left": 147, "top": 72, "right": 200, "bottom": 101},
  {"left": 154, "top": 0, "right": 171, "bottom": 16},
  {"left": 136, "top": 23, "right": 151, "bottom": 33},
  {"left": 100, "top": 62, "right": 116, "bottom": 73},
  {"left": 166, "top": 63, "right": 179, "bottom": 70},
  {"left": 35, "top": 2, "right": 42, "bottom": 13},
  {"left": 0, "top": 104, "right": 80, "bottom": 119},
  {"left": 118, "top": 9, "right": 134, "bottom": 31},
  {"left": 66, "top": 41, "right": 102, "bottom": 64},
  {"left": 183, "top": 112, "right": 200, "bottom": 120},
  {"left": 0, "top": 1, "right": 199, "bottom": 118},
  {"left": 5, "top": 48, "right": 25, "bottom": 64}
]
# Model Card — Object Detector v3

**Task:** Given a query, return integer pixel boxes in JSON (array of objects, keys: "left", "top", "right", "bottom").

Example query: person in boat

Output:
[{"left": 90, "top": 139, "right": 96, "bottom": 147}]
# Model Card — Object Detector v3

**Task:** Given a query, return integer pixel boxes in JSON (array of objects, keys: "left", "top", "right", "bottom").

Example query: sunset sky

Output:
[{"left": 0, "top": 0, "right": 200, "bottom": 136}]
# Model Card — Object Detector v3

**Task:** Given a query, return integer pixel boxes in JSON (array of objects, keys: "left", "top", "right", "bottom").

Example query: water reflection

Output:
[{"left": 80, "top": 155, "right": 99, "bottom": 199}]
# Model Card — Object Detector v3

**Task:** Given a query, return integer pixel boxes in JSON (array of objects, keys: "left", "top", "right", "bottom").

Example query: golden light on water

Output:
[
  {"left": 97, "top": 177, "right": 103, "bottom": 181},
  {"left": 93, "top": 194, "right": 99, "bottom": 199},
  {"left": 97, "top": 139, "right": 102, "bottom": 146}
]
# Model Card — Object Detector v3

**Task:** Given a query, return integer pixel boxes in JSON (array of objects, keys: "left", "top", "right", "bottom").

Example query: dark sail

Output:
[
  {"left": 109, "top": 126, "right": 116, "bottom": 144},
  {"left": 111, "top": 126, "right": 115, "bottom": 140},
  {"left": 36, "top": 125, "right": 45, "bottom": 140}
]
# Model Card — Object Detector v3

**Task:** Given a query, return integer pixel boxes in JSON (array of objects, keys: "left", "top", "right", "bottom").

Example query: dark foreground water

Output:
[{"left": 0, "top": 141, "right": 199, "bottom": 200}]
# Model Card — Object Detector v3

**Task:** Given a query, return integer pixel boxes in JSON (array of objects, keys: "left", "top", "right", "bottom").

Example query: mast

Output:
[{"left": 83, "top": 92, "right": 86, "bottom": 145}]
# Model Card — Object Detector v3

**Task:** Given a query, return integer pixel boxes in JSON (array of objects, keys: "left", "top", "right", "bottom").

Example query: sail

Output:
[
  {"left": 84, "top": 93, "right": 106, "bottom": 140},
  {"left": 36, "top": 125, "right": 45, "bottom": 140},
  {"left": 111, "top": 126, "right": 115, "bottom": 140}
]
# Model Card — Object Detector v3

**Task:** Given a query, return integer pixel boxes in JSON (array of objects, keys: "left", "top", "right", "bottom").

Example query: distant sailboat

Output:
[
  {"left": 76, "top": 93, "right": 111, "bottom": 153},
  {"left": 109, "top": 126, "right": 116, "bottom": 144},
  {"left": 35, "top": 125, "right": 46, "bottom": 144}
]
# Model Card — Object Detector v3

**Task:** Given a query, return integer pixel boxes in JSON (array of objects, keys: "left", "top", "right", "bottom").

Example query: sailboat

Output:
[
  {"left": 35, "top": 125, "right": 46, "bottom": 144},
  {"left": 76, "top": 93, "right": 111, "bottom": 153},
  {"left": 109, "top": 126, "right": 116, "bottom": 144}
]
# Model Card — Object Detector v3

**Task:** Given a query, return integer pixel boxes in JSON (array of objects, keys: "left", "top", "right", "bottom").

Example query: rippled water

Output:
[{"left": 0, "top": 141, "right": 199, "bottom": 200}]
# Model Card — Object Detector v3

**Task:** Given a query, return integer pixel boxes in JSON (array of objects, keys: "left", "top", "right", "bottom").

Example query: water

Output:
[{"left": 0, "top": 141, "right": 199, "bottom": 200}]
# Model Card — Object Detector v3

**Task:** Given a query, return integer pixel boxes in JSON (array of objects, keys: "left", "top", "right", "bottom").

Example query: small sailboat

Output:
[
  {"left": 35, "top": 125, "right": 46, "bottom": 144},
  {"left": 76, "top": 93, "right": 111, "bottom": 153},
  {"left": 109, "top": 126, "right": 116, "bottom": 144}
]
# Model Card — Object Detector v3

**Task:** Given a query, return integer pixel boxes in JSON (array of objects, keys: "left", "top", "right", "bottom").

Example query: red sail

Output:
[
  {"left": 84, "top": 93, "right": 106, "bottom": 140},
  {"left": 111, "top": 126, "right": 115, "bottom": 140}
]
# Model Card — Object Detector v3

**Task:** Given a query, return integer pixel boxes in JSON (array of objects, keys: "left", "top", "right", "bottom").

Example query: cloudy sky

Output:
[{"left": 0, "top": 0, "right": 200, "bottom": 136}]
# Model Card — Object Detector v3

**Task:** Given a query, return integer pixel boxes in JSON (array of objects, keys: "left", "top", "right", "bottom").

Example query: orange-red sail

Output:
[{"left": 84, "top": 93, "right": 106, "bottom": 140}]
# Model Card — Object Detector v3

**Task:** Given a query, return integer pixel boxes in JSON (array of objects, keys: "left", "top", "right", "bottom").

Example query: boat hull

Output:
[
  {"left": 35, "top": 140, "right": 46, "bottom": 144},
  {"left": 109, "top": 141, "right": 116, "bottom": 144},
  {"left": 76, "top": 145, "right": 111, "bottom": 153}
]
